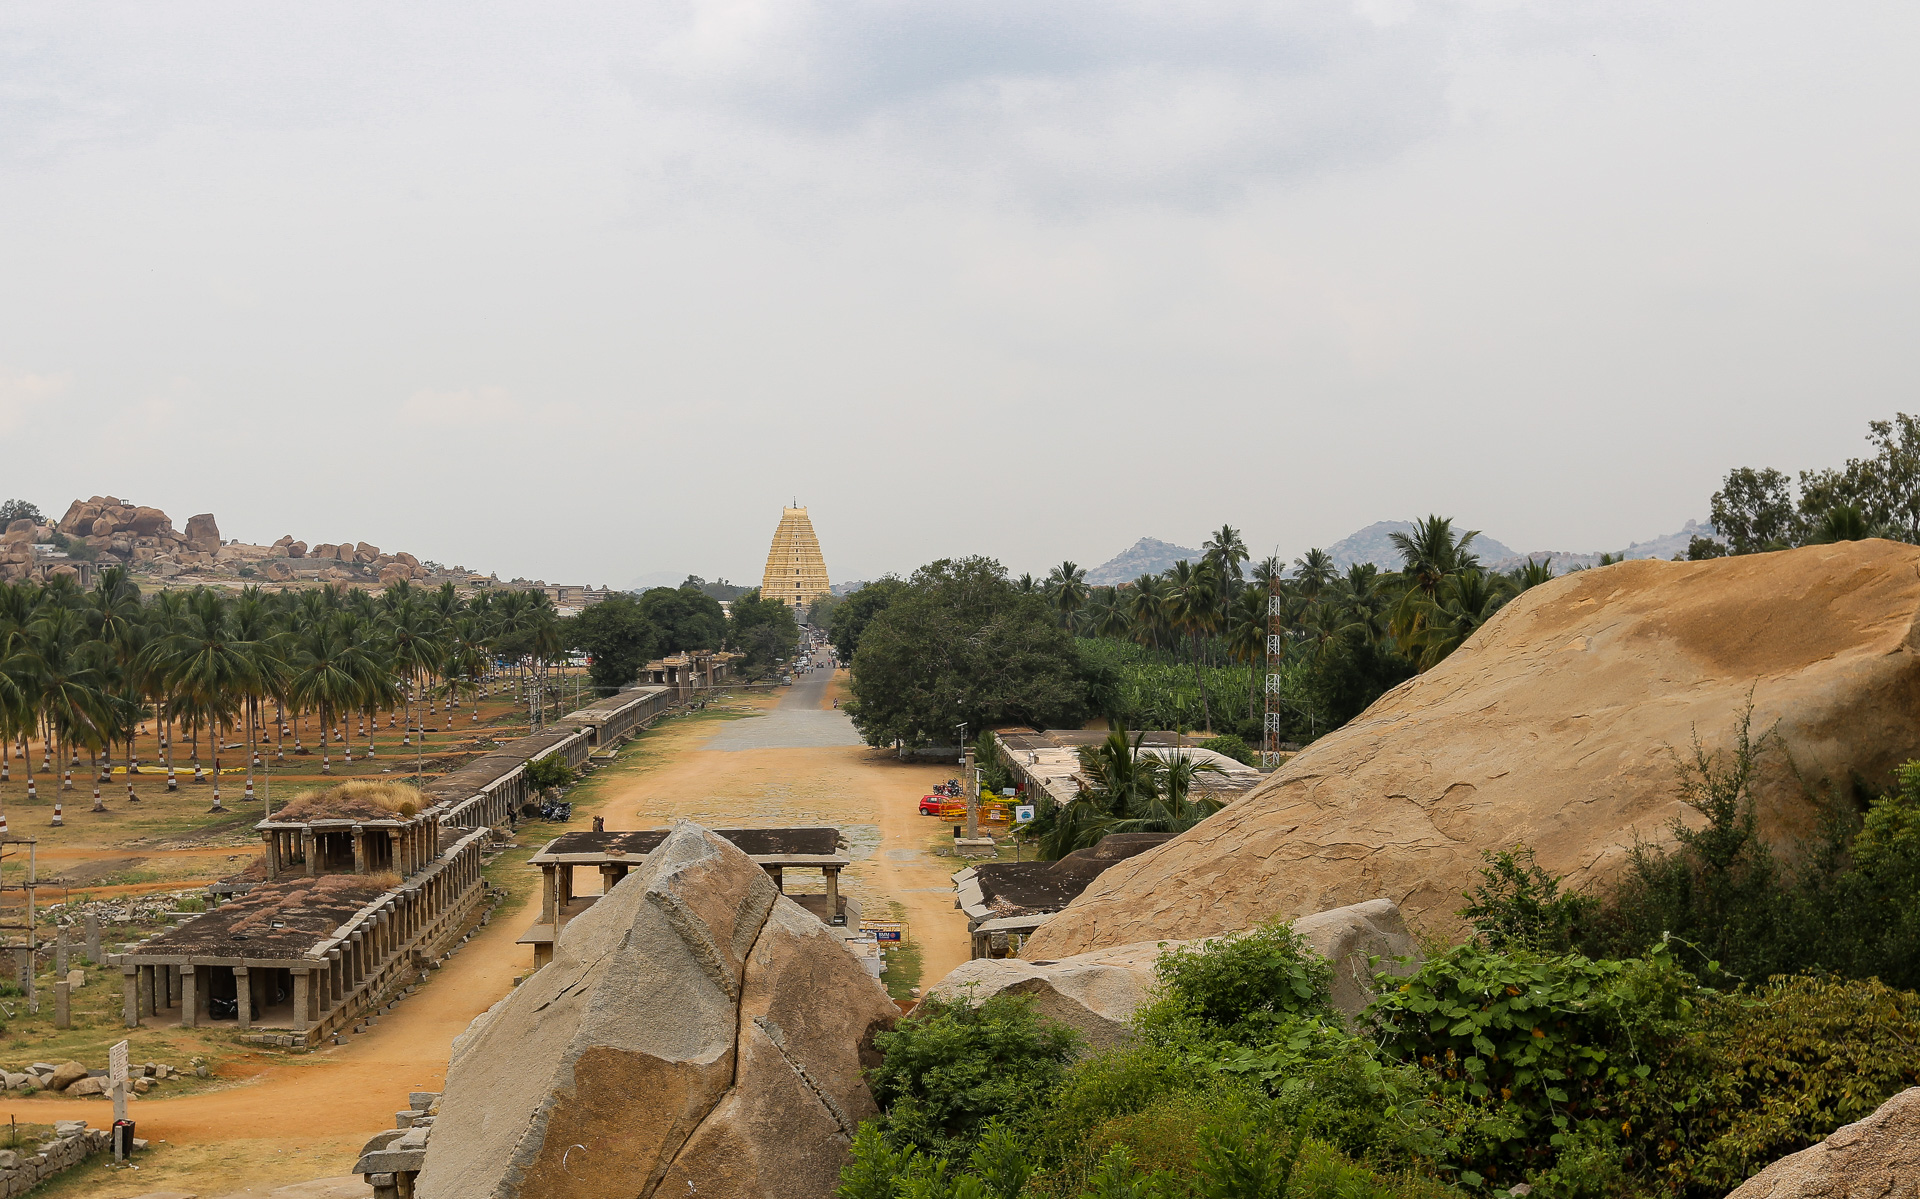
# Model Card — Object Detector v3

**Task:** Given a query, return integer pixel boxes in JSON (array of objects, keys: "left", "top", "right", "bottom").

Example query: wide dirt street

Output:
[{"left": 40, "top": 670, "right": 970, "bottom": 1198}]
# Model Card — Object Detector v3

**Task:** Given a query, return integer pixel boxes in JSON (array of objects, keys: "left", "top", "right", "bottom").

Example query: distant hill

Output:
[
  {"left": 1085, "top": 537, "right": 1204, "bottom": 586},
  {"left": 1320, "top": 522, "right": 1519, "bottom": 573},
  {"left": 1319, "top": 519, "right": 1714, "bottom": 576}
]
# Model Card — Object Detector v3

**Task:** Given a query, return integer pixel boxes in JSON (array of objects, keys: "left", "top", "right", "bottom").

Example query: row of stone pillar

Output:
[{"left": 121, "top": 830, "right": 491, "bottom": 1034}]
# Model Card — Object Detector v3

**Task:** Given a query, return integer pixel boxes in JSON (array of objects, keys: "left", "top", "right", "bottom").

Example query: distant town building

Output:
[{"left": 760, "top": 505, "right": 831, "bottom": 616}]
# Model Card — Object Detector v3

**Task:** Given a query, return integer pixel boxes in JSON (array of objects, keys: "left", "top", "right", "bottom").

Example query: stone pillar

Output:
[
  {"left": 234, "top": 966, "right": 251, "bottom": 1028},
  {"left": 85, "top": 913, "right": 101, "bottom": 964},
  {"left": 135, "top": 965, "right": 152, "bottom": 1018},
  {"left": 353, "top": 827, "right": 367, "bottom": 874},
  {"left": 825, "top": 866, "right": 841, "bottom": 919},
  {"left": 168, "top": 963, "right": 182, "bottom": 1008},
  {"left": 265, "top": 832, "right": 281, "bottom": 880},
  {"left": 292, "top": 970, "right": 311, "bottom": 1032},
  {"left": 303, "top": 828, "right": 317, "bottom": 876},
  {"left": 54, "top": 980, "right": 70, "bottom": 1029},
  {"left": 765, "top": 865, "right": 785, "bottom": 893},
  {"left": 121, "top": 966, "right": 138, "bottom": 1028},
  {"left": 55, "top": 924, "right": 67, "bottom": 976},
  {"left": 180, "top": 965, "right": 199, "bottom": 1029},
  {"left": 329, "top": 950, "right": 344, "bottom": 1005},
  {"left": 539, "top": 865, "right": 556, "bottom": 924}
]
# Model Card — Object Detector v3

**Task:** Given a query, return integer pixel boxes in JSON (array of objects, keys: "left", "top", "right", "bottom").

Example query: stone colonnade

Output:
[{"left": 120, "top": 827, "right": 492, "bottom": 1044}]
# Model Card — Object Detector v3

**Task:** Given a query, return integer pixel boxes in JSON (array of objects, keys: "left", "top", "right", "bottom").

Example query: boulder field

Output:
[
  {"left": 1025, "top": 540, "right": 1920, "bottom": 957},
  {"left": 416, "top": 821, "right": 898, "bottom": 1199}
]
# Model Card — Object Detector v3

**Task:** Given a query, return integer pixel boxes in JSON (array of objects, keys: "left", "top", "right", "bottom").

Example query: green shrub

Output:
[
  {"left": 1197, "top": 735, "right": 1255, "bottom": 767},
  {"left": 867, "top": 992, "right": 1081, "bottom": 1156},
  {"left": 1368, "top": 942, "right": 1699, "bottom": 1187},
  {"left": 1620, "top": 973, "right": 1920, "bottom": 1196},
  {"left": 1460, "top": 847, "right": 1596, "bottom": 953},
  {"left": 1149, "top": 922, "right": 1333, "bottom": 1033},
  {"left": 525, "top": 755, "right": 576, "bottom": 790}
]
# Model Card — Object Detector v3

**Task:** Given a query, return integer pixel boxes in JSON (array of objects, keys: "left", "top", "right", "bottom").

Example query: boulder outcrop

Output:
[
  {"left": 935, "top": 898, "right": 1422, "bottom": 1047},
  {"left": 417, "top": 821, "right": 896, "bottom": 1199},
  {"left": 1726, "top": 1086, "right": 1920, "bottom": 1198},
  {"left": 184, "top": 513, "right": 221, "bottom": 552},
  {"left": 1025, "top": 541, "right": 1920, "bottom": 957}
]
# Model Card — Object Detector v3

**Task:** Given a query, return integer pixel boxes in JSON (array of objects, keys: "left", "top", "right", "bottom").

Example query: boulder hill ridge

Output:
[{"left": 1024, "top": 539, "right": 1920, "bottom": 957}]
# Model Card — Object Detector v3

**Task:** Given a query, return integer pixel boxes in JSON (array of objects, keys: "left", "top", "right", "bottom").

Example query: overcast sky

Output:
[{"left": 3, "top": 1, "right": 1915, "bottom": 588}]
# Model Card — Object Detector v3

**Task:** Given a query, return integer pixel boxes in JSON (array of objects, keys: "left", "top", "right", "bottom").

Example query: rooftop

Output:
[
  {"left": 956, "top": 833, "right": 1173, "bottom": 922},
  {"left": 129, "top": 874, "right": 390, "bottom": 961},
  {"left": 992, "top": 728, "right": 1266, "bottom": 809},
  {"left": 531, "top": 826, "right": 844, "bottom": 865}
]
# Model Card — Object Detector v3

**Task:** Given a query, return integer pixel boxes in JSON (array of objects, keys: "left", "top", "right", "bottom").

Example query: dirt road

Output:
[{"left": 25, "top": 671, "right": 971, "bottom": 1196}]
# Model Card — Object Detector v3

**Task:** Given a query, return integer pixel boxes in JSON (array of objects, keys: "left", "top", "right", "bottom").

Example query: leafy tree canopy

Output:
[
  {"left": 559, "top": 593, "right": 658, "bottom": 693},
  {"left": 636, "top": 584, "right": 727, "bottom": 653},
  {"left": 828, "top": 576, "right": 907, "bottom": 663},
  {"left": 0, "top": 499, "right": 44, "bottom": 525},
  {"left": 726, "top": 587, "right": 800, "bottom": 679},
  {"left": 845, "top": 557, "right": 1089, "bottom": 748}
]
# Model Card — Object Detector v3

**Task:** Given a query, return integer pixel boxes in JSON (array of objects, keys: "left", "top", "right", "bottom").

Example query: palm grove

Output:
[{"left": 0, "top": 563, "right": 798, "bottom": 811}]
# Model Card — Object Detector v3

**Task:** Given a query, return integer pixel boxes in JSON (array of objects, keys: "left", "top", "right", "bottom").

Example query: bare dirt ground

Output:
[{"left": 19, "top": 669, "right": 973, "bottom": 1196}]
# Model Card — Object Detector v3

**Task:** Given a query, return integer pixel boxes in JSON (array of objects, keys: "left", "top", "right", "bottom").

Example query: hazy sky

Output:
[{"left": 3, "top": 2, "right": 1916, "bottom": 588}]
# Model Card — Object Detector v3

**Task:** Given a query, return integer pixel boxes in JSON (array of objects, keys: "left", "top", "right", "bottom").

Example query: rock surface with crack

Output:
[
  {"left": 1026, "top": 541, "right": 1920, "bottom": 956},
  {"left": 416, "top": 820, "right": 897, "bottom": 1199}
]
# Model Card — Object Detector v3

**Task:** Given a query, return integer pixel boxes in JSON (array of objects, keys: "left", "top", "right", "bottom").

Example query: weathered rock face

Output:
[
  {"left": 939, "top": 898, "right": 1422, "bottom": 1045},
  {"left": 1025, "top": 541, "right": 1920, "bottom": 957},
  {"left": 183, "top": 513, "right": 221, "bottom": 552},
  {"left": 417, "top": 822, "right": 896, "bottom": 1199},
  {"left": 1727, "top": 1086, "right": 1920, "bottom": 1198}
]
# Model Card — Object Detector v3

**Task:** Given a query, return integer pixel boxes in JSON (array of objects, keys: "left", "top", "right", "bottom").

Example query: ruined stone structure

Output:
[
  {"left": 110, "top": 685, "right": 678, "bottom": 1046},
  {"left": 760, "top": 505, "right": 830, "bottom": 616},
  {"left": 519, "top": 827, "right": 854, "bottom": 968}
]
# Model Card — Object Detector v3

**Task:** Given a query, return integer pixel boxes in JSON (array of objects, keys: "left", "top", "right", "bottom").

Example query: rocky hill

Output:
[
  {"left": 1084, "top": 537, "right": 1203, "bottom": 585},
  {"left": 1, "top": 495, "right": 476, "bottom": 589},
  {"left": 1022, "top": 540, "right": 1920, "bottom": 956}
]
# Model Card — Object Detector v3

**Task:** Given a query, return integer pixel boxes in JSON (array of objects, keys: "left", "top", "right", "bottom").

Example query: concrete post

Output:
[
  {"left": 234, "top": 966, "right": 251, "bottom": 1029},
  {"left": 122, "top": 966, "right": 138, "bottom": 1028}
]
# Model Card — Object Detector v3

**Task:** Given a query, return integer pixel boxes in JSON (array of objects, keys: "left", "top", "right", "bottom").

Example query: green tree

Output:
[
  {"left": 0, "top": 499, "right": 43, "bottom": 526},
  {"left": 1709, "top": 466, "right": 1800, "bottom": 554},
  {"left": 560, "top": 594, "right": 658, "bottom": 693},
  {"left": 727, "top": 587, "right": 801, "bottom": 679},
  {"left": 847, "top": 557, "right": 1089, "bottom": 747},
  {"left": 636, "top": 584, "right": 727, "bottom": 652},
  {"left": 828, "top": 576, "right": 907, "bottom": 663}
]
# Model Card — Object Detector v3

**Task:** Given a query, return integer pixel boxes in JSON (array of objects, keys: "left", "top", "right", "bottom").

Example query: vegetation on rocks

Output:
[{"left": 843, "top": 738, "right": 1920, "bottom": 1198}]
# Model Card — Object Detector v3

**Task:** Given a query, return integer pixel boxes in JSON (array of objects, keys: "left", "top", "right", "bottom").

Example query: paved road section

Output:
[{"left": 700, "top": 665, "right": 864, "bottom": 751}]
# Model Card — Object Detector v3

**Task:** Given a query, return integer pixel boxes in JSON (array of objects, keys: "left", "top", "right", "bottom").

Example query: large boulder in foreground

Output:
[
  {"left": 417, "top": 821, "right": 897, "bottom": 1199},
  {"left": 933, "top": 898, "right": 1421, "bottom": 1046},
  {"left": 1727, "top": 1086, "right": 1920, "bottom": 1198},
  {"left": 1026, "top": 541, "right": 1920, "bottom": 956}
]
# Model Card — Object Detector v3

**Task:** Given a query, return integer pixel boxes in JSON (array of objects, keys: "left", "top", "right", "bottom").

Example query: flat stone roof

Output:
[
  {"left": 531, "top": 826, "right": 845, "bottom": 866},
  {"left": 120, "top": 875, "right": 390, "bottom": 964},
  {"left": 956, "top": 833, "right": 1174, "bottom": 922}
]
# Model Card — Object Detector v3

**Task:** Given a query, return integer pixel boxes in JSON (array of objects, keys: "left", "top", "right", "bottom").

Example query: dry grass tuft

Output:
[{"left": 273, "top": 780, "right": 423, "bottom": 823}]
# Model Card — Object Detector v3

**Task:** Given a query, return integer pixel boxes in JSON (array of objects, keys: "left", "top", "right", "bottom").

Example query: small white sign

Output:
[
  {"left": 109, "top": 1040, "right": 129, "bottom": 1086},
  {"left": 1014, "top": 804, "right": 1036, "bottom": 824}
]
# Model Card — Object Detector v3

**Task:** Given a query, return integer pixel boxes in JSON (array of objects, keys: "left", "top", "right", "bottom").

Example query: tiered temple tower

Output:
[{"left": 761, "top": 505, "right": 831, "bottom": 617}]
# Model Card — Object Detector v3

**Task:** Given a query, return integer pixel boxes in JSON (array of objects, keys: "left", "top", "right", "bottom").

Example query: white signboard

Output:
[
  {"left": 109, "top": 1039, "right": 130, "bottom": 1130},
  {"left": 1014, "top": 804, "right": 1036, "bottom": 824}
]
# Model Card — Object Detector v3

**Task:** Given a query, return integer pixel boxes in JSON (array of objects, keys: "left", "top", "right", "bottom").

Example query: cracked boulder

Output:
[
  {"left": 417, "top": 820, "right": 896, "bottom": 1199},
  {"left": 1026, "top": 541, "right": 1920, "bottom": 955}
]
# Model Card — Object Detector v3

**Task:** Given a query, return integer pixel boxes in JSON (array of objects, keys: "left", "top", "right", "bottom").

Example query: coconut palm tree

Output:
[
  {"left": 1292, "top": 548, "right": 1337, "bottom": 599},
  {"left": 1203, "top": 525, "right": 1250, "bottom": 592},
  {"left": 1126, "top": 575, "right": 1171, "bottom": 652},
  {"left": 157, "top": 589, "right": 255, "bottom": 811},
  {"left": 1162, "top": 560, "right": 1220, "bottom": 731},
  {"left": 1046, "top": 562, "right": 1089, "bottom": 630}
]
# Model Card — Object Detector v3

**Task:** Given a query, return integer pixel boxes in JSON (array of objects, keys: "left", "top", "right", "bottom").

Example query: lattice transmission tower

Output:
[{"left": 1263, "top": 574, "right": 1286, "bottom": 767}]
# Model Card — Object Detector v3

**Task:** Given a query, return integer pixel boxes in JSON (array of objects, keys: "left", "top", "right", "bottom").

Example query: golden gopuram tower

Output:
[{"left": 761, "top": 505, "right": 831, "bottom": 616}]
